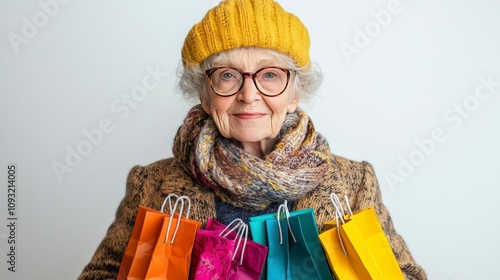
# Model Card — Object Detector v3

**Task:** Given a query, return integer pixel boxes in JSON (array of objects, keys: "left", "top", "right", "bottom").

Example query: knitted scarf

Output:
[{"left": 172, "top": 105, "right": 331, "bottom": 210}]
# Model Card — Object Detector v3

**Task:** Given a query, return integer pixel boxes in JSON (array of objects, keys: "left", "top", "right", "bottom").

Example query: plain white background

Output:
[{"left": 1, "top": 0, "right": 499, "bottom": 279}]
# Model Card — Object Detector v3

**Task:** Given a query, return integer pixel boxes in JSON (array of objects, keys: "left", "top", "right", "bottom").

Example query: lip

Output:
[{"left": 233, "top": 113, "right": 266, "bottom": 119}]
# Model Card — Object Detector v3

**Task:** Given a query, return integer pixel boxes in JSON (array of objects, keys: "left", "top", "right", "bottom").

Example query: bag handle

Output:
[
  {"left": 220, "top": 218, "right": 244, "bottom": 237},
  {"left": 233, "top": 223, "right": 249, "bottom": 266},
  {"left": 344, "top": 194, "right": 354, "bottom": 217},
  {"left": 219, "top": 218, "right": 248, "bottom": 266},
  {"left": 329, "top": 193, "right": 354, "bottom": 255},
  {"left": 329, "top": 193, "right": 354, "bottom": 224},
  {"left": 164, "top": 195, "right": 191, "bottom": 245},
  {"left": 160, "top": 193, "right": 179, "bottom": 214},
  {"left": 276, "top": 200, "right": 297, "bottom": 245},
  {"left": 330, "top": 193, "right": 344, "bottom": 223}
]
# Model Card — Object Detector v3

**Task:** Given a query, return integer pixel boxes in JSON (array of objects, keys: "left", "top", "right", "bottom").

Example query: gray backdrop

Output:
[{"left": 1, "top": 0, "right": 499, "bottom": 279}]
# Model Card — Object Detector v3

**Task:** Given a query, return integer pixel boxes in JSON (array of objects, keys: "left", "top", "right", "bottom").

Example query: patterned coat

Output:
[{"left": 78, "top": 155, "right": 427, "bottom": 280}]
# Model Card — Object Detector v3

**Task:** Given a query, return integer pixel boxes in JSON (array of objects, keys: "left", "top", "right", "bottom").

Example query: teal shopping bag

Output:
[
  {"left": 288, "top": 214, "right": 332, "bottom": 280},
  {"left": 265, "top": 218, "right": 291, "bottom": 280},
  {"left": 249, "top": 204, "right": 334, "bottom": 280},
  {"left": 249, "top": 210, "right": 274, "bottom": 279}
]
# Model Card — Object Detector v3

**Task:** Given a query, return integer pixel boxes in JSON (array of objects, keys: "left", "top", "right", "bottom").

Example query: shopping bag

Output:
[
  {"left": 249, "top": 202, "right": 334, "bottom": 280},
  {"left": 263, "top": 207, "right": 293, "bottom": 280},
  {"left": 287, "top": 209, "right": 332, "bottom": 280},
  {"left": 249, "top": 204, "right": 283, "bottom": 280},
  {"left": 189, "top": 219, "right": 236, "bottom": 280},
  {"left": 191, "top": 218, "right": 268, "bottom": 280},
  {"left": 117, "top": 194, "right": 179, "bottom": 280},
  {"left": 319, "top": 193, "right": 404, "bottom": 280},
  {"left": 144, "top": 195, "right": 201, "bottom": 280},
  {"left": 249, "top": 202, "right": 296, "bottom": 279},
  {"left": 319, "top": 194, "right": 361, "bottom": 280}
]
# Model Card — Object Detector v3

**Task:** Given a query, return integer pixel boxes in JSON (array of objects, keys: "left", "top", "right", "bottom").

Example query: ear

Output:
[
  {"left": 200, "top": 84, "right": 212, "bottom": 115},
  {"left": 200, "top": 97, "right": 211, "bottom": 115},
  {"left": 287, "top": 96, "right": 299, "bottom": 113}
]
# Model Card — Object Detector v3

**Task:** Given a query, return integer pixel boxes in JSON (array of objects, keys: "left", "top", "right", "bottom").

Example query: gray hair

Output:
[{"left": 177, "top": 47, "right": 322, "bottom": 103}]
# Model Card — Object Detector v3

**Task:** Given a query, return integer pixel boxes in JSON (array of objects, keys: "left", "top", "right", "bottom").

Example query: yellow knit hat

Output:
[{"left": 181, "top": 0, "right": 310, "bottom": 67}]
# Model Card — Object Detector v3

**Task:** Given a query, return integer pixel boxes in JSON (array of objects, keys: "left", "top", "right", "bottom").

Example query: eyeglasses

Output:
[{"left": 205, "top": 67, "right": 292, "bottom": 97}]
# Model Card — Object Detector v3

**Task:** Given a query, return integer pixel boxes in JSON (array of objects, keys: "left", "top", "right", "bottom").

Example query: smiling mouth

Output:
[{"left": 233, "top": 113, "right": 266, "bottom": 119}]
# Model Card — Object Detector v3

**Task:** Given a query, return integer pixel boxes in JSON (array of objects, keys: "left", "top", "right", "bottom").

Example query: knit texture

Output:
[
  {"left": 172, "top": 105, "right": 331, "bottom": 210},
  {"left": 181, "top": 0, "right": 310, "bottom": 67},
  {"left": 214, "top": 195, "right": 293, "bottom": 238}
]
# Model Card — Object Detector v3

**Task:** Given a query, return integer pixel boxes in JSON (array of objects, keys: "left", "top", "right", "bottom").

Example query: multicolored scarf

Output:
[{"left": 173, "top": 105, "right": 331, "bottom": 210}]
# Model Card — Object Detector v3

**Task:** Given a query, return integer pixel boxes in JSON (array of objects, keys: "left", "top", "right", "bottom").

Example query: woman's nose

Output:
[{"left": 237, "top": 76, "right": 261, "bottom": 103}]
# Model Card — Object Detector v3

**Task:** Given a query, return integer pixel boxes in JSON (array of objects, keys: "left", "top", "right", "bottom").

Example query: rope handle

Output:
[
  {"left": 219, "top": 218, "right": 248, "bottom": 266},
  {"left": 164, "top": 195, "right": 191, "bottom": 245},
  {"left": 160, "top": 193, "right": 179, "bottom": 214},
  {"left": 232, "top": 223, "right": 248, "bottom": 266},
  {"left": 220, "top": 218, "right": 244, "bottom": 238},
  {"left": 276, "top": 200, "right": 297, "bottom": 245},
  {"left": 329, "top": 193, "right": 345, "bottom": 224},
  {"left": 329, "top": 193, "right": 354, "bottom": 256}
]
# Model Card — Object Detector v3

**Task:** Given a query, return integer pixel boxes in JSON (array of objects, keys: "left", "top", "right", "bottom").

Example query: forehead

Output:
[{"left": 212, "top": 48, "right": 287, "bottom": 70}]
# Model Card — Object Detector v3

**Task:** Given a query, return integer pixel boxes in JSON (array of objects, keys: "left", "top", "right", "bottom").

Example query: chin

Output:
[
  {"left": 234, "top": 133, "right": 278, "bottom": 144},
  {"left": 232, "top": 137, "right": 266, "bottom": 144}
]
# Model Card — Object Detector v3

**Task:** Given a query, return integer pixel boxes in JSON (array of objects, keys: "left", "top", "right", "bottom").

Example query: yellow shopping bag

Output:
[{"left": 319, "top": 193, "right": 404, "bottom": 280}]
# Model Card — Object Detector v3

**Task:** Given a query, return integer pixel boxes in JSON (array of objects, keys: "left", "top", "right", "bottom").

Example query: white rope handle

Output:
[
  {"left": 344, "top": 194, "right": 353, "bottom": 217},
  {"left": 219, "top": 218, "right": 248, "bottom": 266},
  {"left": 160, "top": 193, "right": 179, "bottom": 214},
  {"left": 164, "top": 195, "right": 191, "bottom": 245},
  {"left": 335, "top": 209, "right": 348, "bottom": 255},
  {"left": 276, "top": 200, "right": 297, "bottom": 245},
  {"left": 330, "top": 193, "right": 349, "bottom": 255},
  {"left": 277, "top": 204, "right": 285, "bottom": 245},
  {"left": 329, "top": 193, "right": 345, "bottom": 224},
  {"left": 232, "top": 223, "right": 248, "bottom": 266},
  {"left": 220, "top": 218, "right": 244, "bottom": 238}
]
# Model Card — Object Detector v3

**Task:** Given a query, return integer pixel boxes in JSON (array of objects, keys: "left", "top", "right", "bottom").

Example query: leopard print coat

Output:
[{"left": 78, "top": 155, "right": 427, "bottom": 280}]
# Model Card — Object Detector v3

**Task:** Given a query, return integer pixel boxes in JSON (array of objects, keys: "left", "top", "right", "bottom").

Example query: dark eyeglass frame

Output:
[{"left": 204, "top": 67, "right": 293, "bottom": 97}]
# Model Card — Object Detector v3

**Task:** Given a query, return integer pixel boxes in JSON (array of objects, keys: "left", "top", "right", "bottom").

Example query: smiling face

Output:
[{"left": 200, "top": 48, "right": 299, "bottom": 157}]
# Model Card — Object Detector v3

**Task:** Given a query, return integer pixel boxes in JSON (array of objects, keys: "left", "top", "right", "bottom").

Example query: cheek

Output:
[
  {"left": 212, "top": 114, "right": 231, "bottom": 138},
  {"left": 202, "top": 95, "right": 233, "bottom": 116},
  {"left": 268, "top": 97, "right": 294, "bottom": 116},
  {"left": 201, "top": 96, "right": 234, "bottom": 138},
  {"left": 267, "top": 101, "right": 289, "bottom": 134}
]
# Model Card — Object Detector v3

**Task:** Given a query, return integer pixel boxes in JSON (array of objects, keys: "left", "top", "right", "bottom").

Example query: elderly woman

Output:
[{"left": 78, "top": 0, "right": 426, "bottom": 279}]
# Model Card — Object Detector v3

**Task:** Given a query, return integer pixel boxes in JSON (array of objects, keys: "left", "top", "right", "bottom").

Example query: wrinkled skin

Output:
[{"left": 201, "top": 48, "right": 299, "bottom": 158}]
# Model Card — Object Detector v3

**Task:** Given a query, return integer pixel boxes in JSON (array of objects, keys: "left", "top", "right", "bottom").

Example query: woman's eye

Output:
[
  {"left": 262, "top": 72, "right": 278, "bottom": 79},
  {"left": 220, "top": 72, "right": 236, "bottom": 80}
]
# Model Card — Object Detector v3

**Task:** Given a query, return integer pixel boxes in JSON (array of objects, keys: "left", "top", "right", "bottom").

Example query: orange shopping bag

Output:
[
  {"left": 319, "top": 193, "right": 404, "bottom": 280},
  {"left": 144, "top": 195, "right": 201, "bottom": 280},
  {"left": 117, "top": 194, "right": 180, "bottom": 280}
]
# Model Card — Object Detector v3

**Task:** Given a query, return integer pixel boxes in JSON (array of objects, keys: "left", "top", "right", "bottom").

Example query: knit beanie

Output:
[{"left": 181, "top": 0, "right": 310, "bottom": 67}]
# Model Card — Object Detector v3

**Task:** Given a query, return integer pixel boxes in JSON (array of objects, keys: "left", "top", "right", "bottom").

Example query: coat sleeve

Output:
[
  {"left": 355, "top": 161, "right": 427, "bottom": 280},
  {"left": 78, "top": 165, "right": 146, "bottom": 280}
]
